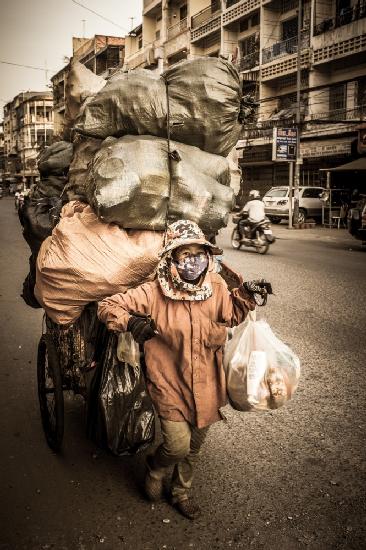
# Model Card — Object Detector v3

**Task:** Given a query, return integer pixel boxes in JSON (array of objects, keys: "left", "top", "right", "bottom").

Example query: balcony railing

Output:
[
  {"left": 191, "top": 1, "right": 221, "bottom": 29},
  {"left": 167, "top": 17, "right": 188, "bottom": 40},
  {"left": 237, "top": 51, "right": 260, "bottom": 71},
  {"left": 314, "top": 3, "right": 366, "bottom": 36},
  {"left": 307, "top": 104, "right": 366, "bottom": 122},
  {"left": 262, "top": 32, "right": 310, "bottom": 64}
]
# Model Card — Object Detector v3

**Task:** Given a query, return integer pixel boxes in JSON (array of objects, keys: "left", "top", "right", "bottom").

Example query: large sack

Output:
[
  {"left": 74, "top": 57, "right": 241, "bottom": 157},
  {"left": 65, "top": 135, "right": 102, "bottom": 201},
  {"left": 35, "top": 201, "right": 164, "bottom": 325},
  {"left": 64, "top": 60, "right": 106, "bottom": 129},
  {"left": 86, "top": 135, "right": 234, "bottom": 233},
  {"left": 20, "top": 196, "right": 60, "bottom": 254},
  {"left": 31, "top": 175, "right": 68, "bottom": 199},
  {"left": 38, "top": 141, "right": 73, "bottom": 176}
]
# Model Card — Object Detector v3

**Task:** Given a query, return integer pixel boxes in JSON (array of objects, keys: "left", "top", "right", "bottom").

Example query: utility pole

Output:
[{"left": 293, "top": 0, "right": 303, "bottom": 225}]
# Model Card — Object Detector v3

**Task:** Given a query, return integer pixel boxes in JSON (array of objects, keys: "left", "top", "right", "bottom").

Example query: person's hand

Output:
[
  {"left": 127, "top": 314, "right": 159, "bottom": 344},
  {"left": 243, "top": 279, "right": 273, "bottom": 296}
]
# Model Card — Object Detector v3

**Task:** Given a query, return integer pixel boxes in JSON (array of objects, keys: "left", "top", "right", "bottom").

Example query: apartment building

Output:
[
  {"left": 2, "top": 92, "right": 54, "bottom": 188},
  {"left": 0, "top": 124, "right": 5, "bottom": 187},
  {"left": 124, "top": 0, "right": 366, "bottom": 198},
  {"left": 51, "top": 35, "right": 125, "bottom": 136}
]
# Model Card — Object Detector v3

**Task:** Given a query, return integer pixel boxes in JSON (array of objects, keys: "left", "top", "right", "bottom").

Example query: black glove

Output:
[
  {"left": 127, "top": 314, "right": 158, "bottom": 345},
  {"left": 243, "top": 279, "right": 273, "bottom": 296},
  {"left": 243, "top": 279, "right": 273, "bottom": 306}
]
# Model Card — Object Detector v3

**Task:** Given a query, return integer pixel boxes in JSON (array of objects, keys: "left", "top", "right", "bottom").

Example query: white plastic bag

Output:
[
  {"left": 223, "top": 313, "right": 300, "bottom": 411},
  {"left": 117, "top": 332, "right": 141, "bottom": 367}
]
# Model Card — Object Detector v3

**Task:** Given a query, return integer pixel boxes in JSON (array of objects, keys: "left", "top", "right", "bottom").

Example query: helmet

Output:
[{"left": 249, "top": 189, "right": 260, "bottom": 199}]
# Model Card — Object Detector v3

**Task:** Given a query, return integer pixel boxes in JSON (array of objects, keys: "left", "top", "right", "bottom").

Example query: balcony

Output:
[
  {"left": 261, "top": 49, "right": 310, "bottom": 81},
  {"left": 237, "top": 50, "right": 259, "bottom": 71},
  {"left": 313, "top": 33, "right": 366, "bottom": 65},
  {"left": 167, "top": 17, "right": 188, "bottom": 40},
  {"left": 191, "top": 2, "right": 221, "bottom": 42},
  {"left": 314, "top": 2, "right": 366, "bottom": 36},
  {"left": 262, "top": 32, "right": 310, "bottom": 64},
  {"left": 143, "top": 0, "right": 162, "bottom": 16},
  {"left": 223, "top": 0, "right": 260, "bottom": 27},
  {"left": 307, "top": 104, "right": 366, "bottom": 122}
]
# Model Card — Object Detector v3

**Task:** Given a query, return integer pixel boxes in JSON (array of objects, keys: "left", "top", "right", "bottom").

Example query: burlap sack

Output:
[
  {"left": 64, "top": 60, "right": 106, "bottom": 129},
  {"left": 35, "top": 201, "right": 164, "bottom": 325},
  {"left": 85, "top": 135, "right": 234, "bottom": 233},
  {"left": 74, "top": 57, "right": 241, "bottom": 157},
  {"left": 37, "top": 141, "right": 73, "bottom": 176},
  {"left": 65, "top": 135, "right": 102, "bottom": 201}
]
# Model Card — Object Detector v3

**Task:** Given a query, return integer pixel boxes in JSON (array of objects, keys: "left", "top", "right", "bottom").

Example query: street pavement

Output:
[{"left": 0, "top": 196, "right": 365, "bottom": 550}]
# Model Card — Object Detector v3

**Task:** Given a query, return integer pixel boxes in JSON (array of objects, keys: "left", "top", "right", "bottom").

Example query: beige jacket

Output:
[{"left": 97, "top": 272, "right": 255, "bottom": 428}]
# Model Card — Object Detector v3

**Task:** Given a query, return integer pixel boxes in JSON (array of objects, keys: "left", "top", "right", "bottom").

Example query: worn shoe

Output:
[
  {"left": 144, "top": 456, "right": 163, "bottom": 502},
  {"left": 173, "top": 498, "right": 201, "bottom": 520}
]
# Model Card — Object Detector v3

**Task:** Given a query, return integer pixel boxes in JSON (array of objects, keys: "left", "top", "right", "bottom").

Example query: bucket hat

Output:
[{"left": 159, "top": 220, "right": 222, "bottom": 258}]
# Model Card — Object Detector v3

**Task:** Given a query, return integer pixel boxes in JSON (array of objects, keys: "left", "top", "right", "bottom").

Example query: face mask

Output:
[{"left": 174, "top": 252, "right": 209, "bottom": 281}]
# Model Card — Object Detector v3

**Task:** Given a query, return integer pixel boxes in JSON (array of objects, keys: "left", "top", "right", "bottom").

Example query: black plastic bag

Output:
[
  {"left": 88, "top": 332, "right": 155, "bottom": 456},
  {"left": 21, "top": 253, "right": 41, "bottom": 308},
  {"left": 20, "top": 196, "right": 60, "bottom": 255}
]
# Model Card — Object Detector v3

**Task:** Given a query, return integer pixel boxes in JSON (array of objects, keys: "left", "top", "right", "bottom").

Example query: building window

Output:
[
  {"left": 240, "top": 35, "right": 257, "bottom": 56},
  {"left": 138, "top": 36, "right": 143, "bottom": 49},
  {"left": 251, "top": 12, "right": 259, "bottom": 27},
  {"left": 329, "top": 84, "right": 346, "bottom": 114},
  {"left": 180, "top": 4, "right": 187, "bottom": 20},
  {"left": 282, "top": 17, "right": 298, "bottom": 40},
  {"left": 239, "top": 18, "right": 249, "bottom": 32},
  {"left": 156, "top": 29, "right": 160, "bottom": 40}
]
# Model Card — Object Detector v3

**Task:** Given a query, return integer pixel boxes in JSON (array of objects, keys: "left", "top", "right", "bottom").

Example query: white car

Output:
[{"left": 263, "top": 186, "right": 325, "bottom": 224}]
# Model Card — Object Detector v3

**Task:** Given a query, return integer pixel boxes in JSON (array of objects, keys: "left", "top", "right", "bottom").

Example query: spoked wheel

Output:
[
  {"left": 255, "top": 232, "right": 269, "bottom": 255},
  {"left": 231, "top": 228, "right": 242, "bottom": 249},
  {"left": 37, "top": 335, "right": 64, "bottom": 452}
]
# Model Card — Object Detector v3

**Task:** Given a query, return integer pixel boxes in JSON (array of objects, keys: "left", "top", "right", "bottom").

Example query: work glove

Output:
[
  {"left": 243, "top": 279, "right": 273, "bottom": 306},
  {"left": 243, "top": 279, "right": 273, "bottom": 296},
  {"left": 127, "top": 313, "right": 159, "bottom": 345}
]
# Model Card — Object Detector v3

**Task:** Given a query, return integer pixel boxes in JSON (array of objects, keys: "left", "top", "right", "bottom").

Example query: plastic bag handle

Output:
[{"left": 248, "top": 309, "right": 257, "bottom": 322}]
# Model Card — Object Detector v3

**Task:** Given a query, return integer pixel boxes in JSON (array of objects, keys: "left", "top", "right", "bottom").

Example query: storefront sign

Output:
[
  {"left": 301, "top": 139, "right": 353, "bottom": 158},
  {"left": 272, "top": 128, "right": 297, "bottom": 161}
]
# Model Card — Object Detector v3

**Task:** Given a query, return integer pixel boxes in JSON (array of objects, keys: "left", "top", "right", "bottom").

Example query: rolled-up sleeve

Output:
[
  {"left": 97, "top": 283, "right": 153, "bottom": 332},
  {"left": 230, "top": 285, "right": 256, "bottom": 326}
]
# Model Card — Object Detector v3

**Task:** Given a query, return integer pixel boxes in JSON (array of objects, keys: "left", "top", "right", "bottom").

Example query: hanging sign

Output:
[{"left": 272, "top": 127, "right": 297, "bottom": 161}]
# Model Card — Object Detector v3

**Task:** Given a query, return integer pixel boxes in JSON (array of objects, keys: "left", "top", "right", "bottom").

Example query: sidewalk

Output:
[{"left": 273, "top": 222, "right": 358, "bottom": 245}]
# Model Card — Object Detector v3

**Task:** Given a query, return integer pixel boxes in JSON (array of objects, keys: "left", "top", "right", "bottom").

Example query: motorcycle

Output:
[{"left": 231, "top": 214, "right": 275, "bottom": 254}]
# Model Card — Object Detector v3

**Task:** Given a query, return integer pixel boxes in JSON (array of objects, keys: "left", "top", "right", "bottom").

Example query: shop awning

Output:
[{"left": 326, "top": 157, "right": 366, "bottom": 171}]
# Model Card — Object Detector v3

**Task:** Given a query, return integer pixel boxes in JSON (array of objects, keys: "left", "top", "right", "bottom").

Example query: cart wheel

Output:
[{"left": 37, "top": 335, "right": 64, "bottom": 452}]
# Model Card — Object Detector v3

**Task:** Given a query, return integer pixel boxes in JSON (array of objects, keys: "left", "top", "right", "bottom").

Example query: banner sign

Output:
[{"left": 272, "top": 127, "right": 297, "bottom": 161}]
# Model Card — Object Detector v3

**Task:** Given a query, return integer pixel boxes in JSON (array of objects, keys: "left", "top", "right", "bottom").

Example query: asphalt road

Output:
[{"left": 0, "top": 196, "right": 365, "bottom": 550}]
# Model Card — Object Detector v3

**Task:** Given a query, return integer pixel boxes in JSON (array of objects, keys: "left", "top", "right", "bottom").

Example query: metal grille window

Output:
[
  {"left": 180, "top": 4, "right": 187, "bottom": 20},
  {"left": 329, "top": 84, "right": 346, "bottom": 112},
  {"left": 241, "top": 35, "right": 257, "bottom": 56},
  {"left": 282, "top": 17, "right": 298, "bottom": 40}
]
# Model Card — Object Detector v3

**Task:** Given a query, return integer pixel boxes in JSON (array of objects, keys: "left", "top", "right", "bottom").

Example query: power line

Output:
[
  {"left": 70, "top": 0, "right": 129, "bottom": 33},
  {"left": 0, "top": 60, "right": 57, "bottom": 72}
]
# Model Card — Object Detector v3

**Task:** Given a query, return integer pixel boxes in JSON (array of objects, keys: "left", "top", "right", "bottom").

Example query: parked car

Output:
[{"left": 263, "top": 186, "right": 325, "bottom": 224}]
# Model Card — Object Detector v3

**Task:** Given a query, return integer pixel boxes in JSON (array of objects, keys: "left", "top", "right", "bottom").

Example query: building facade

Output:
[
  {"left": 2, "top": 92, "right": 54, "bottom": 189},
  {"left": 124, "top": 0, "right": 366, "bottom": 199},
  {"left": 51, "top": 35, "right": 125, "bottom": 136}
]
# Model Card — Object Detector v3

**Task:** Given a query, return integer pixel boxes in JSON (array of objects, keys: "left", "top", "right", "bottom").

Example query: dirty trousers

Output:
[{"left": 149, "top": 418, "right": 209, "bottom": 503}]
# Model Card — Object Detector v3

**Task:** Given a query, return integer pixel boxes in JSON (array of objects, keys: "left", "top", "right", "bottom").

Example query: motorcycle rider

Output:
[{"left": 238, "top": 189, "right": 266, "bottom": 239}]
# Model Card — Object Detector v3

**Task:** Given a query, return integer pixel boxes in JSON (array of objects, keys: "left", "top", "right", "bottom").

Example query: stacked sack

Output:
[{"left": 22, "top": 58, "right": 243, "bottom": 324}]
